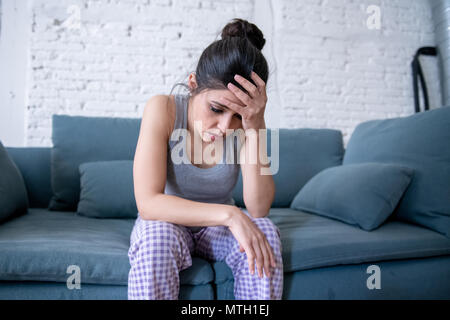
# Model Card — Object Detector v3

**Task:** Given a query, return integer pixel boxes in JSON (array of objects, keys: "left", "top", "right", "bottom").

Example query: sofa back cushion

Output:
[
  {"left": 49, "top": 115, "right": 140, "bottom": 211},
  {"left": 0, "top": 141, "right": 29, "bottom": 223},
  {"left": 343, "top": 106, "right": 450, "bottom": 237},
  {"left": 5, "top": 147, "right": 53, "bottom": 208},
  {"left": 232, "top": 128, "right": 344, "bottom": 208}
]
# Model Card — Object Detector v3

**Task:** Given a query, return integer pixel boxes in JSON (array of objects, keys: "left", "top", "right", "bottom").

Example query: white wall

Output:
[
  {"left": 0, "top": 0, "right": 31, "bottom": 147},
  {"left": 273, "top": 0, "right": 440, "bottom": 143},
  {"left": 0, "top": 0, "right": 440, "bottom": 147}
]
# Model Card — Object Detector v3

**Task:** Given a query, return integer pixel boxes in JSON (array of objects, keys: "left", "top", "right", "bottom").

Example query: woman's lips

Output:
[{"left": 208, "top": 132, "right": 222, "bottom": 141}]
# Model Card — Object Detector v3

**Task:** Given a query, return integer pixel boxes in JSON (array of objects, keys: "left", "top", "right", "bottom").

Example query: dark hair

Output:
[{"left": 170, "top": 18, "right": 269, "bottom": 97}]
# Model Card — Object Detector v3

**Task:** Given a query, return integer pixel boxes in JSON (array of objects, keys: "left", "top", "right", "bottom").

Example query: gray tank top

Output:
[{"left": 164, "top": 94, "right": 241, "bottom": 232}]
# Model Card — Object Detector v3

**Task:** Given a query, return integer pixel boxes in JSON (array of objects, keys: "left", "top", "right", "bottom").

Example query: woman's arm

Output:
[
  {"left": 217, "top": 72, "right": 276, "bottom": 219},
  {"left": 239, "top": 120, "right": 275, "bottom": 218},
  {"left": 138, "top": 193, "right": 235, "bottom": 227}
]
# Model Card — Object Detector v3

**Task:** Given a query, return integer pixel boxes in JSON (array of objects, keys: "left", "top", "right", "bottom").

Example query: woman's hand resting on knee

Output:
[{"left": 227, "top": 207, "right": 277, "bottom": 279}]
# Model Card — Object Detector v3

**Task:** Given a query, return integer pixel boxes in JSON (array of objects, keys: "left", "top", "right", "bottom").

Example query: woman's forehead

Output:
[{"left": 206, "top": 90, "right": 245, "bottom": 107}]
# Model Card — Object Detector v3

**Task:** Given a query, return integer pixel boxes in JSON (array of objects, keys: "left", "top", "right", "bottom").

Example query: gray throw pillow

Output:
[
  {"left": 0, "top": 141, "right": 29, "bottom": 223},
  {"left": 290, "top": 163, "right": 414, "bottom": 231},
  {"left": 77, "top": 160, "right": 137, "bottom": 219}
]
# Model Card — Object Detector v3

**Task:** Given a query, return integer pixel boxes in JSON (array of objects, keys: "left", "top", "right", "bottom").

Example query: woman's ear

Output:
[{"left": 188, "top": 73, "right": 198, "bottom": 91}]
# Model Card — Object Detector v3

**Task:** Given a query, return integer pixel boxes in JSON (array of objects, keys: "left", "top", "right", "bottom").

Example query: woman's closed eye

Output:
[
  {"left": 210, "top": 106, "right": 223, "bottom": 113},
  {"left": 210, "top": 105, "right": 242, "bottom": 120}
]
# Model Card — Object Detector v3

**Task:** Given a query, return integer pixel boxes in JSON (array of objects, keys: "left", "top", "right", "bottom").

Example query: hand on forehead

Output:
[{"left": 208, "top": 90, "right": 246, "bottom": 108}]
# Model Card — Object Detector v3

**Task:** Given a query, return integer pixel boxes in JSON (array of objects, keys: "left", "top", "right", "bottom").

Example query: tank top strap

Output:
[
  {"left": 181, "top": 94, "right": 188, "bottom": 130},
  {"left": 176, "top": 93, "right": 188, "bottom": 130},
  {"left": 168, "top": 94, "right": 188, "bottom": 150}
]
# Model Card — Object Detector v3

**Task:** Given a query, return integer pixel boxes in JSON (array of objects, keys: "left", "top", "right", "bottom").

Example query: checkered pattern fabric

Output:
[{"left": 127, "top": 209, "right": 283, "bottom": 300}]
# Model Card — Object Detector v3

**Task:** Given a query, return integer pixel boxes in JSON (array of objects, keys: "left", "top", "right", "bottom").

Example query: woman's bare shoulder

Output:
[{"left": 143, "top": 94, "right": 176, "bottom": 138}]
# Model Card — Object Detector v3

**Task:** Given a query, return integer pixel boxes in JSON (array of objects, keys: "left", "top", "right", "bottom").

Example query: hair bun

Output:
[{"left": 221, "top": 18, "right": 266, "bottom": 51}]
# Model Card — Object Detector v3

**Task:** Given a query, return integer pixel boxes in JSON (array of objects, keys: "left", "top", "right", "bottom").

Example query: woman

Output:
[{"left": 128, "top": 18, "right": 283, "bottom": 300}]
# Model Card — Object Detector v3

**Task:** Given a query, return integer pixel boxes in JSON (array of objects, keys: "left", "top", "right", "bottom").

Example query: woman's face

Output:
[{"left": 188, "top": 74, "right": 244, "bottom": 144}]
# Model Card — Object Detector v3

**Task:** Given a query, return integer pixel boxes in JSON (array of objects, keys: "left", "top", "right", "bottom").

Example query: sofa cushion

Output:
[
  {"left": 0, "top": 141, "right": 29, "bottom": 223},
  {"left": 5, "top": 147, "right": 53, "bottom": 209},
  {"left": 77, "top": 160, "right": 137, "bottom": 219},
  {"left": 213, "top": 208, "right": 450, "bottom": 279},
  {"left": 274, "top": 208, "right": 450, "bottom": 272},
  {"left": 343, "top": 107, "right": 450, "bottom": 237},
  {"left": 49, "top": 115, "right": 140, "bottom": 211},
  {"left": 232, "top": 128, "right": 344, "bottom": 207},
  {"left": 0, "top": 208, "right": 214, "bottom": 286},
  {"left": 290, "top": 163, "right": 414, "bottom": 231}
]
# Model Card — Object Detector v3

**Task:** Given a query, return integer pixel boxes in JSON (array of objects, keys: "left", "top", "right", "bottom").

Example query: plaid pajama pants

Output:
[{"left": 127, "top": 208, "right": 283, "bottom": 300}]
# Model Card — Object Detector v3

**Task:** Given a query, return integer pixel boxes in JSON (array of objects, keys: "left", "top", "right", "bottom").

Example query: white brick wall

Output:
[
  {"left": 5, "top": 0, "right": 441, "bottom": 146},
  {"left": 272, "top": 0, "right": 439, "bottom": 144}
]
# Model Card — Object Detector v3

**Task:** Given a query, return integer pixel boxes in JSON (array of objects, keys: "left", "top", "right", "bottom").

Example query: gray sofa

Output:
[{"left": 1, "top": 107, "right": 449, "bottom": 300}]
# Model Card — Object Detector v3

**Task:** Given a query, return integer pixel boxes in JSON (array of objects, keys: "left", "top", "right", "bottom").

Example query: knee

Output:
[
  {"left": 252, "top": 217, "right": 282, "bottom": 250},
  {"left": 241, "top": 210, "right": 280, "bottom": 241}
]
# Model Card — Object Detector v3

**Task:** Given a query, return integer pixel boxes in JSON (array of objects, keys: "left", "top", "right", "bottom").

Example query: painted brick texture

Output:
[{"left": 25, "top": 0, "right": 439, "bottom": 146}]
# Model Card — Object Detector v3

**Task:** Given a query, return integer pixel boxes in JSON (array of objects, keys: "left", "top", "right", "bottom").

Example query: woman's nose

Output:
[{"left": 218, "top": 114, "right": 233, "bottom": 134}]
